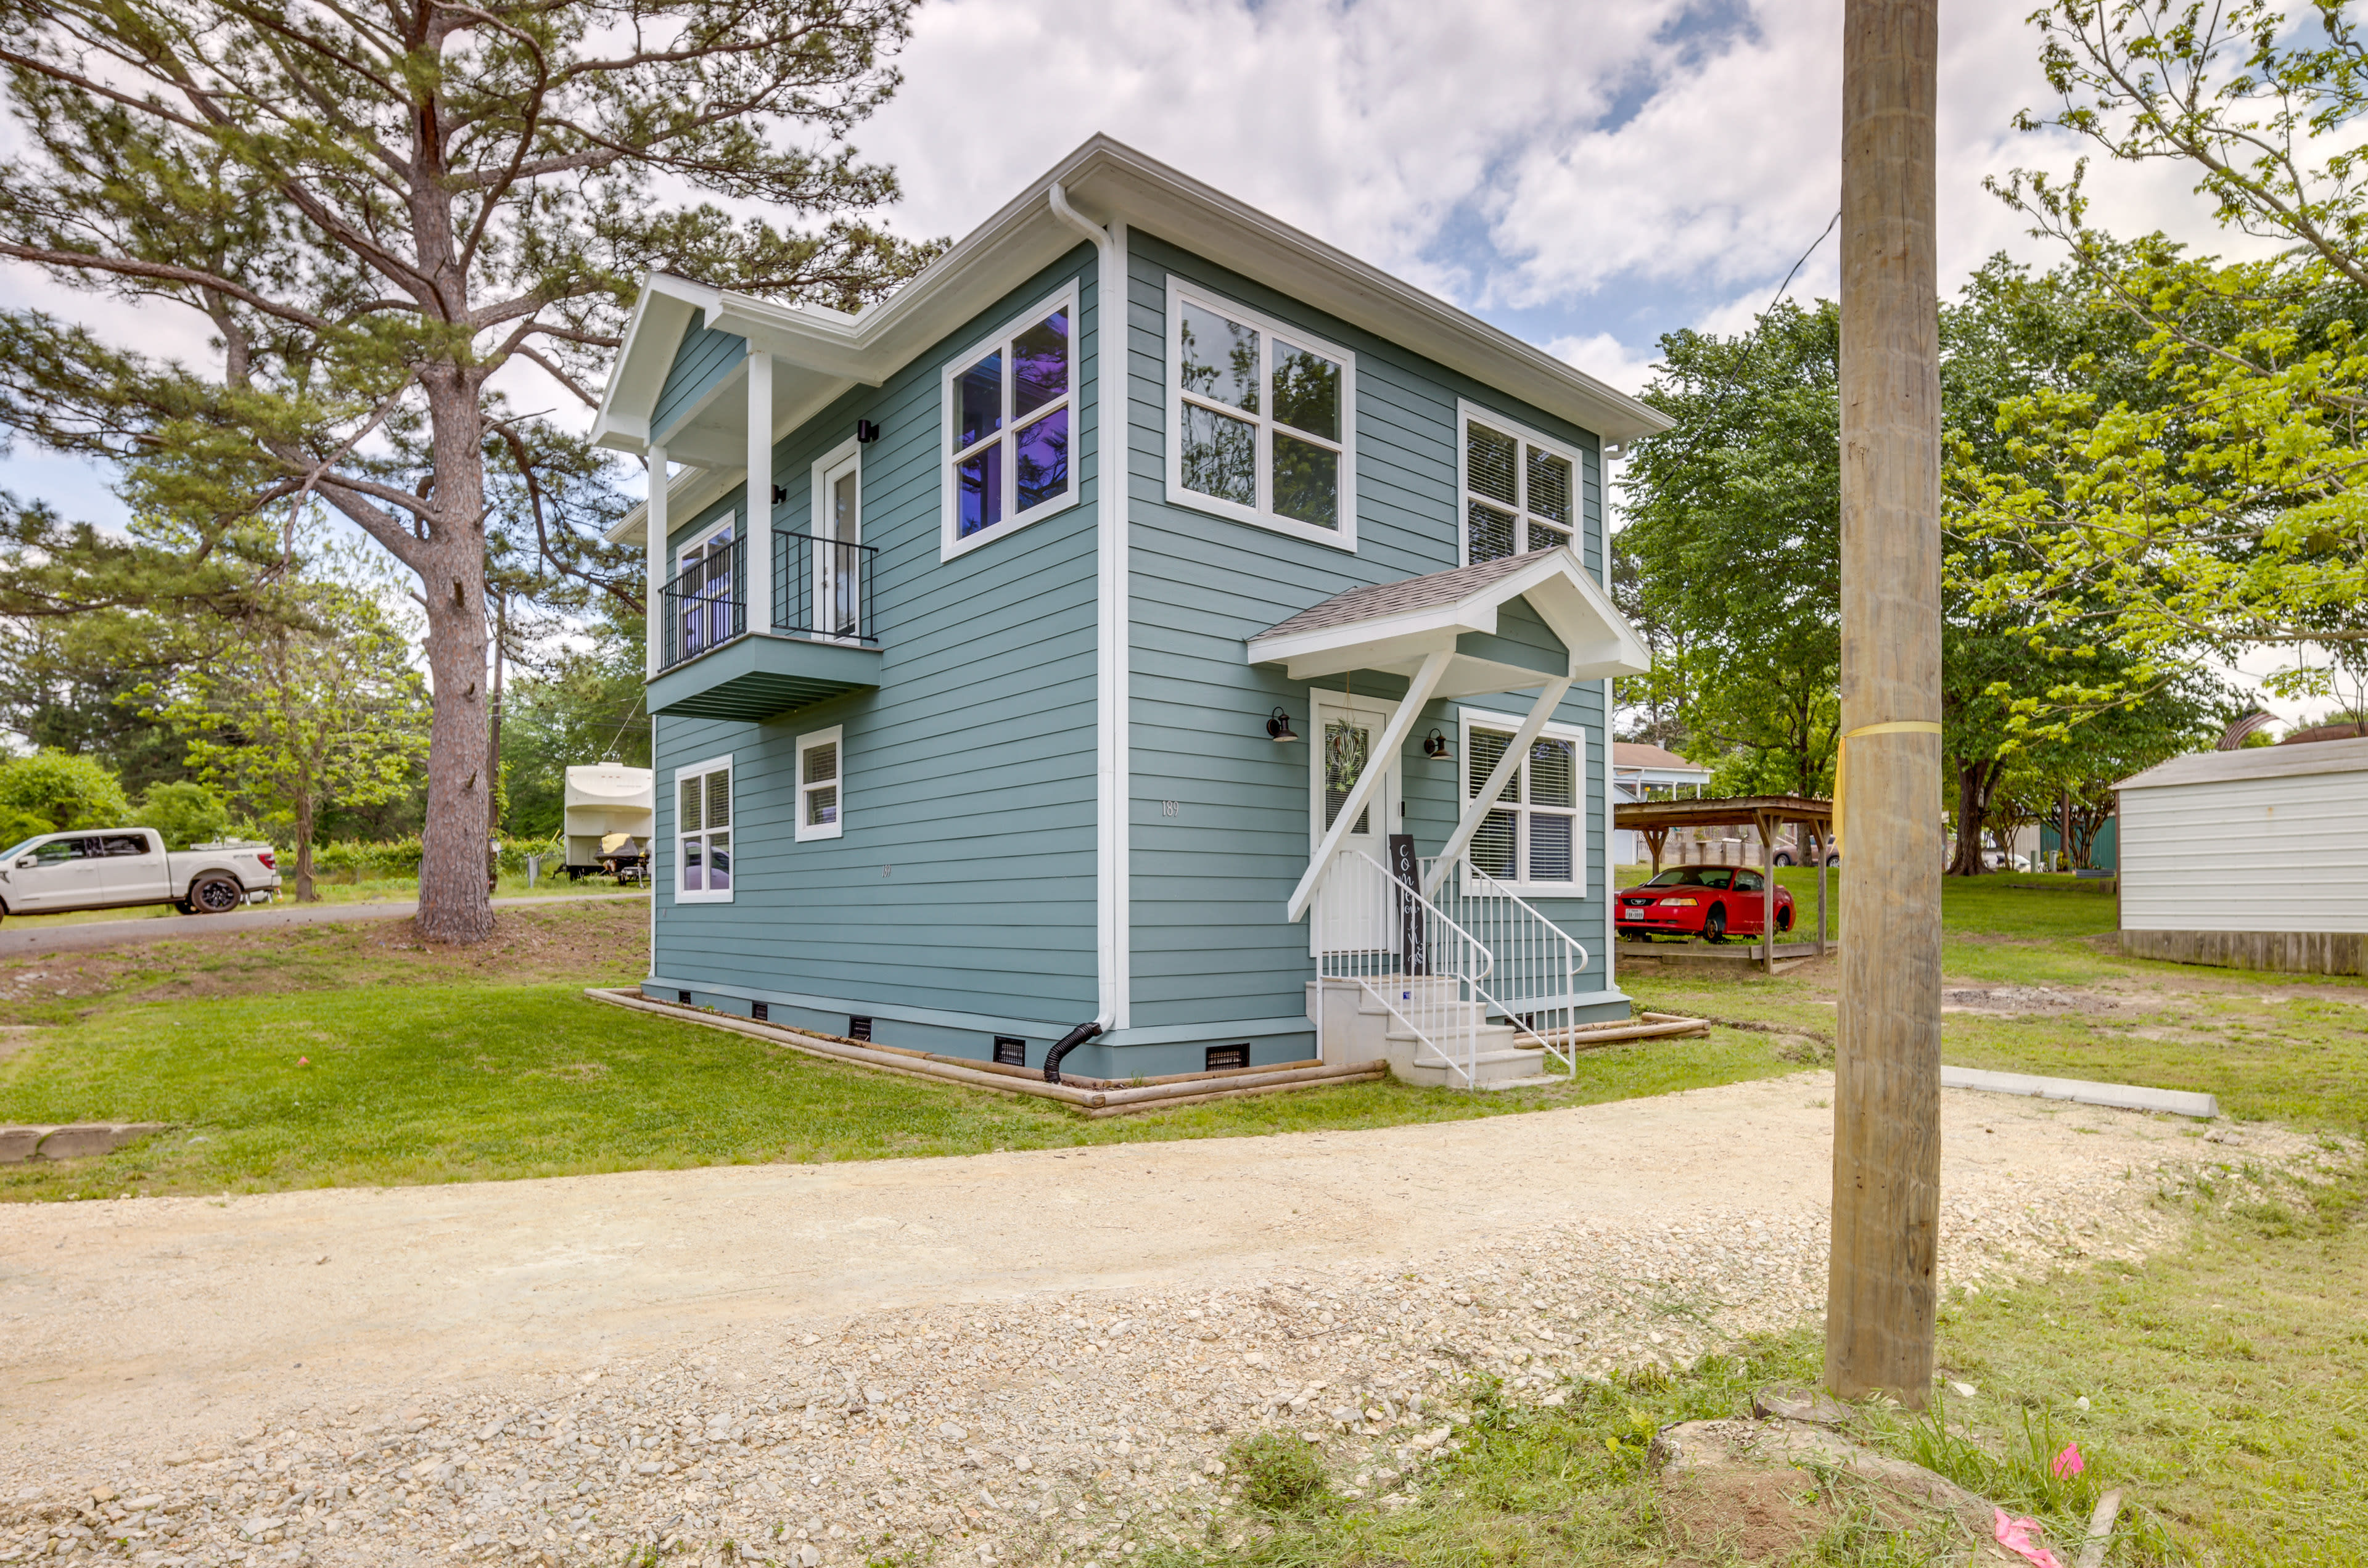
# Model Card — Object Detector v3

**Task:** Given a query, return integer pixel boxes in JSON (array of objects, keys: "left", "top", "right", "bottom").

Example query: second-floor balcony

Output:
[{"left": 648, "top": 531, "right": 884, "bottom": 721}]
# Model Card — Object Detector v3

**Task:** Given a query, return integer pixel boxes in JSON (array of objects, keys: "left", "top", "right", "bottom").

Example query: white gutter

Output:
[{"left": 1048, "top": 181, "right": 1132, "bottom": 1031}]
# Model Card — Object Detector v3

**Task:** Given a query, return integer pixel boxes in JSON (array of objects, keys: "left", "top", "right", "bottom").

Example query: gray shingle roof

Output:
[
  {"left": 1254, "top": 552, "right": 1545, "bottom": 641},
  {"left": 2118, "top": 734, "right": 2368, "bottom": 790}
]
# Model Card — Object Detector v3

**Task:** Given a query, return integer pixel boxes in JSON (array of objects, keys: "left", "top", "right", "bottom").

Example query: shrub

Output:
[
  {"left": 136, "top": 781, "right": 233, "bottom": 850},
  {"left": 1222, "top": 1431, "right": 1329, "bottom": 1513},
  {"left": 0, "top": 750, "right": 132, "bottom": 840}
]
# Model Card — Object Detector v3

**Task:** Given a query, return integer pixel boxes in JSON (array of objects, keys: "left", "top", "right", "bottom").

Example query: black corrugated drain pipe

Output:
[{"left": 1042, "top": 1018, "right": 1104, "bottom": 1084}]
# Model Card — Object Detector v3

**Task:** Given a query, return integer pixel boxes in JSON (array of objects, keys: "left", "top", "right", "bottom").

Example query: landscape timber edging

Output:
[{"left": 584, "top": 987, "right": 1386, "bottom": 1114}]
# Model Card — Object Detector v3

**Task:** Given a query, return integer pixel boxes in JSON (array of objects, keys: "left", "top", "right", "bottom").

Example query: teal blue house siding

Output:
[
  {"left": 649, "top": 246, "right": 1109, "bottom": 1058},
  {"left": 652, "top": 313, "right": 746, "bottom": 437},
  {"left": 1121, "top": 234, "right": 1621, "bottom": 1049}
]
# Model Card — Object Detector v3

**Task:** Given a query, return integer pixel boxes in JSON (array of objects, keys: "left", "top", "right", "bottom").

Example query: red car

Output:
[{"left": 1618, "top": 864, "right": 1794, "bottom": 943}]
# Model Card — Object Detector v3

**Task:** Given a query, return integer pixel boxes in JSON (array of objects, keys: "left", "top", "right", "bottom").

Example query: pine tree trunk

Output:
[
  {"left": 412, "top": 368, "right": 496, "bottom": 945},
  {"left": 295, "top": 795, "right": 316, "bottom": 904}
]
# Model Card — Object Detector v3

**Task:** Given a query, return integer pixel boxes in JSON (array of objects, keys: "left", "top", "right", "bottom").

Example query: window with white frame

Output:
[
  {"left": 1166, "top": 280, "right": 1355, "bottom": 548},
  {"left": 1460, "top": 710, "right": 1585, "bottom": 893},
  {"left": 1460, "top": 404, "right": 1579, "bottom": 567},
  {"left": 674, "top": 755, "right": 733, "bottom": 901},
  {"left": 941, "top": 285, "right": 1077, "bottom": 559},
  {"left": 796, "top": 726, "right": 843, "bottom": 841}
]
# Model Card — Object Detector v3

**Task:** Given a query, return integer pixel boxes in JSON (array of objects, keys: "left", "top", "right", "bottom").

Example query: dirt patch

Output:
[
  {"left": 1941, "top": 983, "right": 2129, "bottom": 1015},
  {"left": 1660, "top": 1467, "right": 1837, "bottom": 1563}
]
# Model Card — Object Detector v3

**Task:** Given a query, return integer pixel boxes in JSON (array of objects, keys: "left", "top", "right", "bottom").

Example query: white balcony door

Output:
[
  {"left": 676, "top": 518, "right": 734, "bottom": 658},
  {"left": 817, "top": 453, "right": 861, "bottom": 639}
]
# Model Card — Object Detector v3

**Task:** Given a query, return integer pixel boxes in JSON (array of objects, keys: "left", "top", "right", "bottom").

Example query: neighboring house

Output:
[
  {"left": 2116, "top": 735, "right": 2368, "bottom": 975},
  {"left": 590, "top": 136, "right": 1663, "bottom": 1080},
  {"left": 1610, "top": 742, "right": 1711, "bottom": 866}
]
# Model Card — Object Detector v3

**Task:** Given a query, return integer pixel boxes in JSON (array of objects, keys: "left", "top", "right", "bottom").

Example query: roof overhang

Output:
[
  {"left": 591, "top": 134, "right": 1673, "bottom": 469},
  {"left": 1246, "top": 549, "right": 1651, "bottom": 699}
]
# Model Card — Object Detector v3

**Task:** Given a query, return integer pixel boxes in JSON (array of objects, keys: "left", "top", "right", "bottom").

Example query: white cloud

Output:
[{"left": 1547, "top": 332, "right": 1660, "bottom": 398}]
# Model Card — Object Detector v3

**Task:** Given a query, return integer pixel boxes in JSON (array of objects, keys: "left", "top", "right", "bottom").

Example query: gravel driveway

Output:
[{"left": 0, "top": 1073, "right": 2295, "bottom": 1566}]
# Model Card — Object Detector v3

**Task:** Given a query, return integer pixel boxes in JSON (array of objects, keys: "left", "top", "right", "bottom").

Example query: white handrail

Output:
[
  {"left": 1313, "top": 848, "right": 1497, "bottom": 1088},
  {"left": 1419, "top": 855, "right": 1594, "bottom": 1077}
]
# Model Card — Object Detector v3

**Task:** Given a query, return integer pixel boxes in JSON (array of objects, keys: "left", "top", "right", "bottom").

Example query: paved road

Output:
[{"left": 0, "top": 890, "right": 647, "bottom": 956}]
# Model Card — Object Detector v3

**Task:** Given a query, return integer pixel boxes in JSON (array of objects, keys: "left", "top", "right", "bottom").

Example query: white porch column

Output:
[
  {"left": 746, "top": 347, "right": 775, "bottom": 631},
  {"left": 644, "top": 443, "right": 669, "bottom": 677},
  {"left": 1422, "top": 676, "right": 1573, "bottom": 897}
]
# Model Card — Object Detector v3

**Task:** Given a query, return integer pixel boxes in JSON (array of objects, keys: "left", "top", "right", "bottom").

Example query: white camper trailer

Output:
[{"left": 563, "top": 765, "right": 655, "bottom": 879}]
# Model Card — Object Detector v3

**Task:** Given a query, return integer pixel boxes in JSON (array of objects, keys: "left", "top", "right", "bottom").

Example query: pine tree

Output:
[{"left": 0, "top": 0, "right": 939, "bottom": 940}]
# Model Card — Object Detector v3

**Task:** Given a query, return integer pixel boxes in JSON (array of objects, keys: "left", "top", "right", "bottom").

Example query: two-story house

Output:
[{"left": 591, "top": 136, "right": 1663, "bottom": 1087}]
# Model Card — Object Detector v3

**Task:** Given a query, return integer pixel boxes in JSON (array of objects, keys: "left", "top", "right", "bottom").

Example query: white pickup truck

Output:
[{"left": 0, "top": 829, "right": 281, "bottom": 921}]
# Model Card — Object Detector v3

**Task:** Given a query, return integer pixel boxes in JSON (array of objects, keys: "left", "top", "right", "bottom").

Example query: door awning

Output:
[{"left": 1245, "top": 548, "right": 1650, "bottom": 696}]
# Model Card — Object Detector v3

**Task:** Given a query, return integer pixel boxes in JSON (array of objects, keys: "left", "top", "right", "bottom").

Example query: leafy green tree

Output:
[
  {"left": 147, "top": 584, "right": 429, "bottom": 901},
  {"left": 0, "top": 493, "right": 295, "bottom": 790},
  {"left": 1960, "top": 0, "right": 2368, "bottom": 700},
  {"left": 1618, "top": 300, "right": 1843, "bottom": 796},
  {"left": 0, "top": 749, "right": 131, "bottom": 845},
  {"left": 135, "top": 780, "right": 232, "bottom": 850},
  {"left": 0, "top": 0, "right": 939, "bottom": 941}
]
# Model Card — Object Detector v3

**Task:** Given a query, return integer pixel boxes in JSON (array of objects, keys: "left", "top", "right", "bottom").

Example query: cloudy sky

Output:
[
  {"left": 3, "top": 0, "right": 2237, "bottom": 527},
  {"left": 5, "top": 0, "right": 2325, "bottom": 713}
]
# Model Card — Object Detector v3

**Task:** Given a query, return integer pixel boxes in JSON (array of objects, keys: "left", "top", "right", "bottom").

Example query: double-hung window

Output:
[
  {"left": 796, "top": 726, "right": 843, "bottom": 842},
  {"left": 1166, "top": 281, "right": 1355, "bottom": 548},
  {"left": 941, "top": 284, "right": 1078, "bottom": 559},
  {"left": 1460, "top": 403, "right": 1580, "bottom": 567},
  {"left": 674, "top": 755, "right": 733, "bottom": 901},
  {"left": 1460, "top": 710, "right": 1585, "bottom": 894}
]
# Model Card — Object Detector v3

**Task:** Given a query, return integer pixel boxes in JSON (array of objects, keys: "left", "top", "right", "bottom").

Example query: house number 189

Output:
[{"left": 1160, "top": 800, "right": 1181, "bottom": 817}]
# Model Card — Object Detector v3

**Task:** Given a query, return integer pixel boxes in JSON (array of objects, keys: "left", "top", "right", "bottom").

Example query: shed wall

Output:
[{"left": 2120, "top": 770, "right": 2368, "bottom": 934}]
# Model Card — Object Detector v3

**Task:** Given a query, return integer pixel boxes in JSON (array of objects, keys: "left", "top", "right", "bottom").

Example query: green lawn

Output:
[{"left": 0, "top": 929, "right": 1797, "bottom": 1201}]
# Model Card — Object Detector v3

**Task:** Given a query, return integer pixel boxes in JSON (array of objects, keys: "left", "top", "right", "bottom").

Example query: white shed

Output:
[
  {"left": 563, "top": 764, "right": 655, "bottom": 869},
  {"left": 2117, "top": 736, "right": 2368, "bottom": 975}
]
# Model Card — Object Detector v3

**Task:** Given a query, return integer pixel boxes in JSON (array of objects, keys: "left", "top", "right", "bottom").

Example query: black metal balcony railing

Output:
[
  {"left": 658, "top": 537, "right": 746, "bottom": 671},
  {"left": 774, "top": 530, "right": 879, "bottom": 645}
]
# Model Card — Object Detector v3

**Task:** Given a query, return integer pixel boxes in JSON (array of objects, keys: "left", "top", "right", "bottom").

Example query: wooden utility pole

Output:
[{"left": 1828, "top": 0, "right": 1944, "bottom": 1406}]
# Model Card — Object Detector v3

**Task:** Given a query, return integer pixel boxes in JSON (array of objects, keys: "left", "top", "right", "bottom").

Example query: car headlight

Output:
[{"left": 1658, "top": 897, "right": 1698, "bottom": 907}]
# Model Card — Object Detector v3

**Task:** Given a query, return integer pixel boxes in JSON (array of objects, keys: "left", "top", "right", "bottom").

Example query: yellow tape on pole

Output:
[{"left": 1833, "top": 720, "right": 1941, "bottom": 855}]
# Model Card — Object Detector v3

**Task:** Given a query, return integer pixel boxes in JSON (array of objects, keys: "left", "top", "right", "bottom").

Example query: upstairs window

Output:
[
  {"left": 675, "top": 755, "right": 733, "bottom": 903},
  {"left": 1460, "top": 710, "right": 1585, "bottom": 894},
  {"left": 1460, "top": 404, "right": 1580, "bottom": 567},
  {"left": 941, "top": 284, "right": 1079, "bottom": 560},
  {"left": 1166, "top": 281, "right": 1355, "bottom": 549}
]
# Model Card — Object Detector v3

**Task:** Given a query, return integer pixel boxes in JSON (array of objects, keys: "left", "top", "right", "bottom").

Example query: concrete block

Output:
[
  {"left": 0, "top": 1125, "right": 59, "bottom": 1163},
  {"left": 1941, "top": 1065, "right": 2218, "bottom": 1120},
  {"left": 33, "top": 1122, "right": 171, "bottom": 1160}
]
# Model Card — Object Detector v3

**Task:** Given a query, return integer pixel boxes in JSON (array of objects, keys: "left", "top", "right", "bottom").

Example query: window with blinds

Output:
[
  {"left": 797, "top": 726, "right": 844, "bottom": 842},
  {"left": 1460, "top": 713, "right": 1584, "bottom": 891},
  {"left": 1461, "top": 406, "right": 1579, "bottom": 567},
  {"left": 674, "top": 755, "right": 734, "bottom": 901}
]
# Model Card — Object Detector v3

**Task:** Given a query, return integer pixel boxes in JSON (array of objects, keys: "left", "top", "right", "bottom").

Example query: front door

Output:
[
  {"left": 1310, "top": 690, "right": 1401, "bottom": 953},
  {"left": 676, "top": 519, "right": 736, "bottom": 660}
]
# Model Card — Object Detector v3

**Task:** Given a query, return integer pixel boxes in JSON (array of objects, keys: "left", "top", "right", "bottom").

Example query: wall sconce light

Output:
[
  {"left": 1265, "top": 706, "right": 1301, "bottom": 742},
  {"left": 855, "top": 419, "right": 881, "bottom": 444},
  {"left": 770, "top": 483, "right": 787, "bottom": 505},
  {"left": 1423, "top": 727, "right": 1452, "bottom": 761}
]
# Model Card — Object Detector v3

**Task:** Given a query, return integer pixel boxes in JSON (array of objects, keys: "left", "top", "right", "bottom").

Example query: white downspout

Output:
[{"left": 1048, "top": 181, "right": 1129, "bottom": 1032}]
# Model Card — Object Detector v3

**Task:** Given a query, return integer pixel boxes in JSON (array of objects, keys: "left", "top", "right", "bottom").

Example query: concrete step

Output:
[{"left": 1385, "top": 1031, "right": 1545, "bottom": 1088}]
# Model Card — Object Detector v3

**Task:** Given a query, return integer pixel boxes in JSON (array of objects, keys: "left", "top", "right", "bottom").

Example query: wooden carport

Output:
[{"left": 1613, "top": 794, "right": 1836, "bottom": 973}]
